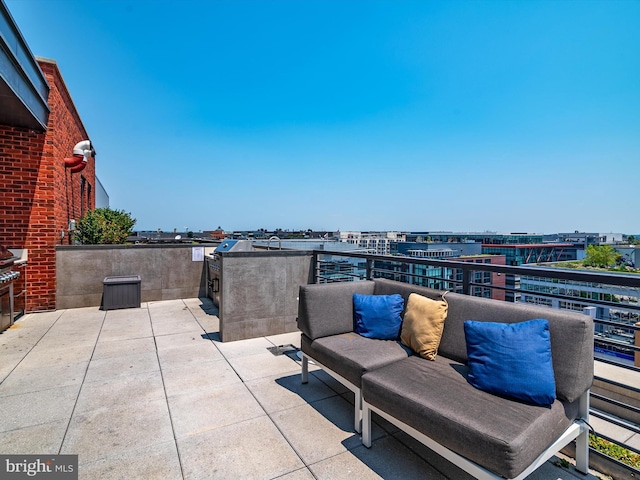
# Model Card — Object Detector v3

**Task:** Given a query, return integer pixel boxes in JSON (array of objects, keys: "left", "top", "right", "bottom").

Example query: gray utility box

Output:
[{"left": 103, "top": 275, "right": 141, "bottom": 310}]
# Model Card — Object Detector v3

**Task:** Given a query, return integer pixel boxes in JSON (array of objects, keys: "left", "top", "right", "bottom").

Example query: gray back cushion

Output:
[
  {"left": 298, "top": 281, "right": 375, "bottom": 339},
  {"left": 374, "top": 279, "right": 593, "bottom": 403},
  {"left": 373, "top": 278, "right": 445, "bottom": 307},
  {"left": 439, "top": 291, "right": 593, "bottom": 403}
]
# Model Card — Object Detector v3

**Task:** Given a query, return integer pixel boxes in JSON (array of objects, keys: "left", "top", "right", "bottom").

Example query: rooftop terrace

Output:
[{"left": 0, "top": 297, "right": 610, "bottom": 479}]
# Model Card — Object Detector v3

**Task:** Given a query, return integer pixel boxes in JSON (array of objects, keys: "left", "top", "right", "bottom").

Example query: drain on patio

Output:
[{"left": 267, "top": 344, "right": 299, "bottom": 358}]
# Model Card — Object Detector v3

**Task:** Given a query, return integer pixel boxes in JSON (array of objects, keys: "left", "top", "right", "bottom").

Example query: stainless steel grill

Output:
[
  {"left": 0, "top": 246, "right": 20, "bottom": 332},
  {"left": 206, "top": 240, "right": 254, "bottom": 307}
]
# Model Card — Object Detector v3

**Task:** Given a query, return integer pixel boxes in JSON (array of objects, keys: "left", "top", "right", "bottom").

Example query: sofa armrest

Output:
[{"left": 297, "top": 281, "right": 375, "bottom": 340}]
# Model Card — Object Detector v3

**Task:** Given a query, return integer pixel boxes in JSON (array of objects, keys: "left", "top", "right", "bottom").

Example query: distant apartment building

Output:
[
  {"left": 543, "top": 232, "right": 624, "bottom": 246},
  {"left": 520, "top": 265, "right": 640, "bottom": 363},
  {"left": 394, "top": 241, "right": 483, "bottom": 257},
  {"left": 374, "top": 241, "right": 506, "bottom": 300},
  {"left": 481, "top": 243, "right": 576, "bottom": 302},
  {"left": 339, "top": 231, "right": 406, "bottom": 255},
  {"left": 454, "top": 254, "right": 507, "bottom": 301},
  {"left": 481, "top": 244, "right": 577, "bottom": 266},
  {"left": 405, "top": 232, "right": 545, "bottom": 245}
]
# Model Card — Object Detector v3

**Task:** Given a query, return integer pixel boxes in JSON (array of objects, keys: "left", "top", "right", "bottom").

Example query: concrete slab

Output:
[
  {"left": 0, "top": 420, "right": 68, "bottom": 454},
  {"left": 79, "top": 440, "right": 183, "bottom": 479},
  {"left": 53, "top": 306, "right": 105, "bottom": 323},
  {"left": 151, "top": 318, "right": 204, "bottom": 336},
  {"left": 391, "top": 431, "right": 475, "bottom": 480},
  {"left": 147, "top": 300, "right": 197, "bottom": 322},
  {"left": 0, "top": 353, "right": 25, "bottom": 382},
  {"left": 182, "top": 298, "right": 218, "bottom": 323},
  {"left": 74, "top": 370, "right": 166, "bottom": 414},
  {"left": 194, "top": 316, "right": 220, "bottom": 336},
  {"left": 91, "top": 336, "right": 156, "bottom": 360},
  {"left": 213, "top": 336, "right": 274, "bottom": 359},
  {"left": 309, "top": 435, "right": 447, "bottom": 480},
  {"left": 154, "top": 331, "right": 217, "bottom": 351},
  {"left": 226, "top": 351, "right": 301, "bottom": 382},
  {"left": 16, "top": 343, "right": 94, "bottom": 367},
  {"left": 161, "top": 358, "right": 241, "bottom": 398},
  {"left": 245, "top": 372, "right": 339, "bottom": 414},
  {"left": 0, "top": 325, "right": 47, "bottom": 353},
  {"left": 167, "top": 382, "right": 265, "bottom": 438},
  {"left": 157, "top": 342, "right": 223, "bottom": 370},
  {"left": 269, "top": 396, "right": 384, "bottom": 465},
  {"left": 177, "top": 416, "right": 304, "bottom": 480},
  {"left": 103, "top": 307, "right": 151, "bottom": 323},
  {"left": 12, "top": 310, "right": 62, "bottom": 327},
  {"left": 84, "top": 351, "right": 160, "bottom": 383},
  {"left": 0, "top": 384, "right": 80, "bottom": 432},
  {"left": 275, "top": 468, "right": 316, "bottom": 480},
  {"left": 35, "top": 331, "right": 99, "bottom": 349},
  {"left": 0, "top": 361, "right": 88, "bottom": 396},
  {"left": 61, "top": 398, "right": 174, "bottom": 464},
  {"left": 98, "top": 321, "right": 154, "bottom": 342}
]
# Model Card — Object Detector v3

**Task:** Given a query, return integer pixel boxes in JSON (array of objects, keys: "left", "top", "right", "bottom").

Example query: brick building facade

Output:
[{"left": 0, "top": 58, "right": 96, "bottom": 311}]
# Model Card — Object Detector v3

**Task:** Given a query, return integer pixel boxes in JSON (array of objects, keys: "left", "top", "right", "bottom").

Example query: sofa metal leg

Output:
[
  {"left": 575, "top": 425, "right": 589, "bottom": 475},
  {"left": 575, "top": 391, "right": 590, "bottom": 474},
  {"left": 301, "top": 354, "right": 309, "bottom": 384},
  {"left": 362, "top": 403, "right": 372, "bottom": 448},
  {"left": 354, "top": 391, "right": 362, "bottom": 433}
]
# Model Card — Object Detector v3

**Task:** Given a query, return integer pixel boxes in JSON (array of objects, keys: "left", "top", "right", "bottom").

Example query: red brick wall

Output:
[{"left": 0, "top": 59, "right": 95, "bottom": 311}]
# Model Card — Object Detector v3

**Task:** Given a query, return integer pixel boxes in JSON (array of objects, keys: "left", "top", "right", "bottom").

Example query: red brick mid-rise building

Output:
[{"left": 0, "top": 5, "right": 97, "bottom": 312}]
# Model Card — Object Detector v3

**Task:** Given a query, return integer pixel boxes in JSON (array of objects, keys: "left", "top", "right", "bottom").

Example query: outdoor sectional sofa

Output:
[{"left": 297, "top": 278, "right": 593, "bottom": 480}]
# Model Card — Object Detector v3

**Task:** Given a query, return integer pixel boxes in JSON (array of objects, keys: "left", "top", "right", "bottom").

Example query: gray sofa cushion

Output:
[
  {"left": 373, "top": 279, "right": 593, "bottom": 403},
  {"left": 301, "top": 333, "right": 410, "bottom": 387},
  {"left": 298, "top": 281, "right": 375, "bottom": 340},
  {"left": 437, "top": 291, "right": 594, "bottom": 403},
  {"left": 362, "top": 355, "right": 580, "bottom": 479}
]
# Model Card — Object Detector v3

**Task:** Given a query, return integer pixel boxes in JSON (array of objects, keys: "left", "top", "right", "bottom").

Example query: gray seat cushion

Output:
[
  {"left": 301, "top": 333, "right": 411, "bottom": 388},
  {"left": 362, "top": 355, "right": 579, "bottom": 479}
]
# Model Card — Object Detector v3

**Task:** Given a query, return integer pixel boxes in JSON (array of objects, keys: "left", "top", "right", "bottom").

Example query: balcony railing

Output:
[{"left": 312, "top": 250, "right": 640, "bottom": 478}]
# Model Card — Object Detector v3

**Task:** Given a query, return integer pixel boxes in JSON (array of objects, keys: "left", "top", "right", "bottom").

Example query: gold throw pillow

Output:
[{"left": 400, "top": 292, "right": 448, "bottom": 360}]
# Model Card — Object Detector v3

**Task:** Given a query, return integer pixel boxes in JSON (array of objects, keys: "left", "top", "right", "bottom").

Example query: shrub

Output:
[
  {"left": 75, "top": 208, "right": 136, "bottom": 245},
  {"left": 590, "top": 434, "right": 640, "bottom": 469}
]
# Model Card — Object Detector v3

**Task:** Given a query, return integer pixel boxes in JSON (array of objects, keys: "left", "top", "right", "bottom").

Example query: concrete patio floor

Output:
[{"left": 0, "top": 297, "right": 605, "bottom": 479}]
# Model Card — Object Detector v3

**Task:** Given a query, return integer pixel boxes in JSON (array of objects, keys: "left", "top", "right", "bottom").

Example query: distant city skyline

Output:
[
  {"left": 7, "top": 0, "right": 639, "bottom": 233},
  {"left": 149, "top": 227, "right": 638, "bottom": 237}
]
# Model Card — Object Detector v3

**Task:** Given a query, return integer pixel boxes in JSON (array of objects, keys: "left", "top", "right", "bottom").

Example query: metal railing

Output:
[{"left": 312, "top": 250, "right": 640, "bottom": 477}]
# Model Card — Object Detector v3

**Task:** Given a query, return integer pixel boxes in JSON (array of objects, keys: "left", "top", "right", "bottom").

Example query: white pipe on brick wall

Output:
[
  {"left": 72, "top": 140, "right": 93, "bottom": 157},
  {"left": 65, "top": 140, "right": 95, "bottom": 172}
]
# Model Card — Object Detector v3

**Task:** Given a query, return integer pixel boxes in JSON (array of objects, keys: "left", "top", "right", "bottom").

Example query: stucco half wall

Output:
[{"left": 56, "top": 244, "right": 216, "bottom": 309}]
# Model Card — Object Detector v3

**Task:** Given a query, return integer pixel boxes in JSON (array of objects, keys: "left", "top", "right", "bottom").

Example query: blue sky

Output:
[{"left": 7, "top": 0, "right": 640, "bottom": 233}]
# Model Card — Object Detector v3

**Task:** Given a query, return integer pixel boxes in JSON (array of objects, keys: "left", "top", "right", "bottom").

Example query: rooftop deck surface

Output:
[{"left": 0, "top": 298, "right": 605, "bottom": 479}]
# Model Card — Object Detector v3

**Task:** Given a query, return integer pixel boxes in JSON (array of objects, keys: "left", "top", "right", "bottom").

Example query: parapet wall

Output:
[
  {"left": 56, "top": 244, "right": 216, "bottom": 309},
  {"left": 218, "top": 250, "right": 314, "bottom": 341}
]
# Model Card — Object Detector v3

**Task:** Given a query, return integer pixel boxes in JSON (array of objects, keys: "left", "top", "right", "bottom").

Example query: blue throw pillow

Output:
[
  {"left": 353, "top": 293, "right": 404, "bottom": 340},
  {"left": 464, "top": 318, "right": 556, "bottom": 406}
]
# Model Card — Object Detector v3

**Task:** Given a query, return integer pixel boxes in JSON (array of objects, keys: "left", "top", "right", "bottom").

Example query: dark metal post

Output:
[{"left": 462, "top": 265, "right": 471, "bottom": 296}]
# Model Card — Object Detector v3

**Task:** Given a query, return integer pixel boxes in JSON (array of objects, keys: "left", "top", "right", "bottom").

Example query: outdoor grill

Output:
[
  {"left": 206, "top": 240, "right": 254, "bottom": 307},
  {"left": 0, "top": 245, "right": 20, "bottom": 332}
]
